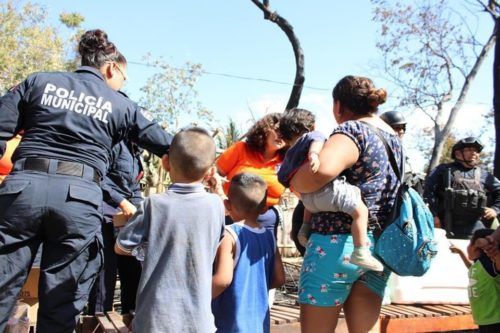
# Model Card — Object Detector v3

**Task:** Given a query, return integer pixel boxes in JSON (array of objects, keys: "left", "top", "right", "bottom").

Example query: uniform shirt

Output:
[
  {"left": 0, "top": 66, "right": 172, "bottom": 176},
  {"left": 277, "top": 130, "right": 326, "bottom": 188},
  {"left": 468, "top": 255, "right": 500, "bottom": 326},
  {"left": 423, "top": 162, "right": 500, "bottom": 219},
  {"left": 116, "top": 183, "right": 225, "bottom": 333},
  {"left": 101, "top": 139, "right": 143, "bottom": 208},
  {"left": 212, "top": 223, "right": 276, "bottom": 333},
  {"left": 217, "top": 141, "right": 284, "bottom": 206}
]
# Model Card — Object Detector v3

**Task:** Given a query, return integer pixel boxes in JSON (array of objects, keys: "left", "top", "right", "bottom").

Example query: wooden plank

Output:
[
  {"left": 396, "top": 305, "right": 437, "bottom": 318},
  {"left": 270, "top": 308, "right": 299, "bottom": 320},
  {"left": 95, "top": 312, "right": 117, "bottom": 333},
  {"left": 272, "top": 305, "right": 300, "bottom": 316},
  {"left": 380, "top": 314, "right": 477, "bottom": 333},
  {"left": 269, "top": 311, "right": 294, "bottom": 324},
  {"left": 443, "top": 304, "right": 471, "bottom": 315},
  {"left": 432, "top": 305, "right": 462, "bottom": 316},
  {"left": 384, "top": 305, "right": 416, "bottom": 318},
  {"left": 106, "top": 312, "right": 129, "bottom": 333},
  {"left": 390, "top": 305, "right": 424, "bottom": 318},
  {"left": 421, "top": 305, "right": 457, "bottom": 316}
]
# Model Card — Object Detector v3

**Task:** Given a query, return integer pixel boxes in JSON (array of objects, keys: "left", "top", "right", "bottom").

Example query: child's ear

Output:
[
  {"left": 203, "top": 165, "right": 216, "bottom": 182},
  {"left": 223, "top": 198, "right": 231, "bottom": 212},
  {"left": 161, "top": 154, "right": 170, "bottom": 171}
]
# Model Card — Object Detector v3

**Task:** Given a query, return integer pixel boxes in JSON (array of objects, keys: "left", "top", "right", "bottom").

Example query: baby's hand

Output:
[{"left": 309, "top": 153, "right": 320, "bottom": 173}]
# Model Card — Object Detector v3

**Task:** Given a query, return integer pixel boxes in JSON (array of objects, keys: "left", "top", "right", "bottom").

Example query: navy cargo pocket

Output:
[
  {"left": 68, "top": 184, "right": 101, "bottom": 208},
  {"left": 0, "top": 180, "right": 31, "bottom": 211},
  {"left": 0, "top": 180, "right": 30, "bottom": 195}
]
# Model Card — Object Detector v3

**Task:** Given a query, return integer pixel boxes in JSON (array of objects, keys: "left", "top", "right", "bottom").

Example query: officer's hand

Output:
[
  {"left": 119, "top": 199, "right": 137, "bottom": 219},
  {"left": 483, "top": 207, "right": 497, "bottom": 220}
]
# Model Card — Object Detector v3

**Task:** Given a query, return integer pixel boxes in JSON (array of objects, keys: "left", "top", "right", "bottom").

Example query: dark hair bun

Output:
[
  {"left": 367, "top": 88, "right": 387, "bottom": 108},
  {"left": 78, "top": 30, "right": 109, "bottom": 55}
]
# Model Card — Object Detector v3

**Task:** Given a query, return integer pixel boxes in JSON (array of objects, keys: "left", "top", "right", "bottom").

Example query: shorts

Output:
[
  {"left": 298, "top": 233, "right": 390, "bottom": 307},
  {"left": 301, "top": 177, "right": 360, "bottom": 215}
]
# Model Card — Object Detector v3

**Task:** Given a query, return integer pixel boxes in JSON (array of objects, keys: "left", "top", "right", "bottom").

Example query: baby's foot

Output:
[{"left": 350, "top": 247, "right": 384, "bottom": 272}]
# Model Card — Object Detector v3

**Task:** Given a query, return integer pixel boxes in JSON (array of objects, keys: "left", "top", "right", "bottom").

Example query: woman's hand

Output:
[{"left": 290, "top": 134, "right": 359, "bottom": 193}]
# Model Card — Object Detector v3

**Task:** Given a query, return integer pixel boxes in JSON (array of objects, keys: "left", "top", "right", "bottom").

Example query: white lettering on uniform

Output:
[{"left": 39, "top": 83, "right": 113, "bottom": 124}]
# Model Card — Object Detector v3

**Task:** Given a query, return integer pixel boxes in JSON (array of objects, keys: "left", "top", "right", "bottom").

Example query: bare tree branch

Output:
[{"left": 250, "top": 0, "right": 304, "bottom": 111}]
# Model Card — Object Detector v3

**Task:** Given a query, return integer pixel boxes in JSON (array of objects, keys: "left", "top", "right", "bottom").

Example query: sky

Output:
[{"left": 33, "top": 0, "right": 496, "bottom": 170}]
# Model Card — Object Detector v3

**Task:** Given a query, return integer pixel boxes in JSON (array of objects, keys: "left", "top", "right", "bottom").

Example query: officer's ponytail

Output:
[{"left": 78, "top": 29, "right": 127, "bottom": 68}]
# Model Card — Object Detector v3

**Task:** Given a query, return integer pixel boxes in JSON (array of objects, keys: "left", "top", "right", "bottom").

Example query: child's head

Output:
[
  {"left": 278, "top": 108, "right": 315, "bottom": 144},
  {"left": 470, "top": 228, "right": 497, "bottom": 257},
  {"left": 225, "top": 173, "right": 267, "bottom": 221},
  {"left": 164, "top": 127, "right": 216, "bottom": 183}
]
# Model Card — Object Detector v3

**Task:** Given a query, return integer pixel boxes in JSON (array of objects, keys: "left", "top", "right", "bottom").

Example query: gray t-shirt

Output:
[{"left": 117, "top": 183, "right": 225, "bottom": 333}]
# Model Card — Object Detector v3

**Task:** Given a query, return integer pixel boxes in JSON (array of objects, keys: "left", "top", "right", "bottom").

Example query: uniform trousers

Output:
[{"left": 0, "top": 160, "right": 103, "bottom": 333}]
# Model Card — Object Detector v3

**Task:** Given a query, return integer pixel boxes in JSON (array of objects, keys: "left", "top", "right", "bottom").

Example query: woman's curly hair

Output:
[
  {"left": 245, "top": 113, "right": 283, "bottom": 154},
  {"left": 332, "top": 75, "right": 387, "bottom": 116}
]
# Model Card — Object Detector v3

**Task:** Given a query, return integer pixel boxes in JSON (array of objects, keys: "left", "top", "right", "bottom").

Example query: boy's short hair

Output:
[
  {"left": 278, "top": 108, "right": 315, "bottom": 142},
  {"left": 471, "top": 228, "right": 495, "bottom": 244},
  {"left": 168, "top": 127, "right": 216, "bottom": 181},
  {"left": 228, "top": 173, "right": 267, "bottom": 215}
]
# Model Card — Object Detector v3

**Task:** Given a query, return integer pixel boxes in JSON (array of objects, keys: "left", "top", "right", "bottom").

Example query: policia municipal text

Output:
[{"left": 0, "top": 29, "right": 173, "bottom": 332}]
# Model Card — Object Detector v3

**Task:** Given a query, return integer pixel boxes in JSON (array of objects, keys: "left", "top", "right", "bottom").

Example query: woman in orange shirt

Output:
[
  {"left": 0, "top": 135, "right": 21, "bottom": 183},
  {"left": 217, "top": 113, "right": 287, "bottom": 235}
]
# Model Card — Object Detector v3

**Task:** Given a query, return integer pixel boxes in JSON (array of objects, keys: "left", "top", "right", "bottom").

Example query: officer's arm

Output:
[
  {"left": 423, "top": 166, "right": 442, "bottom": 216},
  {"left": 101, "top": 176, "right": 125, "bottom": 209},
  {"left": 0, "top": 80, "right": 30, "bottom": 156},
  {"left": 484, "top": 172, "right": 500, "bottom": 214},
  {"left": 128, "top": 106, "right": 173, "bottom": 158}
]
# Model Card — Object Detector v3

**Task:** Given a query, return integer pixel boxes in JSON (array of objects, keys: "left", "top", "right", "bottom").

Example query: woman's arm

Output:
[
  {"left": 290, "top": 134, "right": 359, "bottom": 194},
  {"left": 212, "top": 233, "right": 235, "bottom": 299}
]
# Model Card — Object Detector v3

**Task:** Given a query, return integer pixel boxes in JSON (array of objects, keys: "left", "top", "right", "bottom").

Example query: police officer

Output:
[
  {"left": 380, "top": 110, "right": 425, "bottom": 194},
  {"left": 380, "top": 110, "right": 407, "bottom": 139},
  {"left": 87, "top": 99, "right": 146, "bottom": 320},
  {"left": 424, "top": 137, "right": 500, "bottom": 239},
  {"left": 0, "top": 29, "right": 172, "bottom": 332}
]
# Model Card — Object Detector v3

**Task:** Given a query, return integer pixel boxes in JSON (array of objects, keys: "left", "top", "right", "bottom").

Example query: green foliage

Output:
[
  {"left": 0, "top": 1, "right": 83, "bottom": 93},
  {"left": 139, "top": 55, "right": 212, "bottom": 130},
  {"left": 59, "top": 12, "right": 84, "bottom": 28},
  {"left": 438, "top": 133, "right": 457, "bottom": 165},
  {"left": 216, "top": 118, "right": 241, "bottom": 150}
]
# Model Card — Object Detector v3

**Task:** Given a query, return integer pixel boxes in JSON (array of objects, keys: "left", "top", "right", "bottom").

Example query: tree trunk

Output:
[
  {"left": 494, "top": 18, "right": 500, "bottom": 178},
  {"left": 427, "top": 29, "right": 496, "bottom": 173},
  {"left": 251, "top": 0, "right": 304, "bottom": 111}
]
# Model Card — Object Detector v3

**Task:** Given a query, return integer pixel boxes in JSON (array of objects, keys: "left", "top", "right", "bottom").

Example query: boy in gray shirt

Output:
[{"left": 115, "top": 127, "right": 225, "bottom": 332}]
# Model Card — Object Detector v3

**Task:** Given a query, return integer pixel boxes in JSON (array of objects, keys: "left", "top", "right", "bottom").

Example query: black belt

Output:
[{"left": 19, "top": 158, "right": 101, "bottom": 183}]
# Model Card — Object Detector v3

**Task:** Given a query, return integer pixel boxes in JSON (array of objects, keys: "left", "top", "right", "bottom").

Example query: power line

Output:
[{"left": 127, "top": 60, "right": 330, "bottom": 91}]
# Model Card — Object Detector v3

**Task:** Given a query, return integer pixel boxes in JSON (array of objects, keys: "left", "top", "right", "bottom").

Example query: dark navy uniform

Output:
[
  {"left": 0, "top": 66, "right": 172, "bottom": 333},
  {"left": 88, "top": 139, "right": 143, "bottom": 315},
  {"left": 424, "top": 161, "right": 500, "bottom": 238}
]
